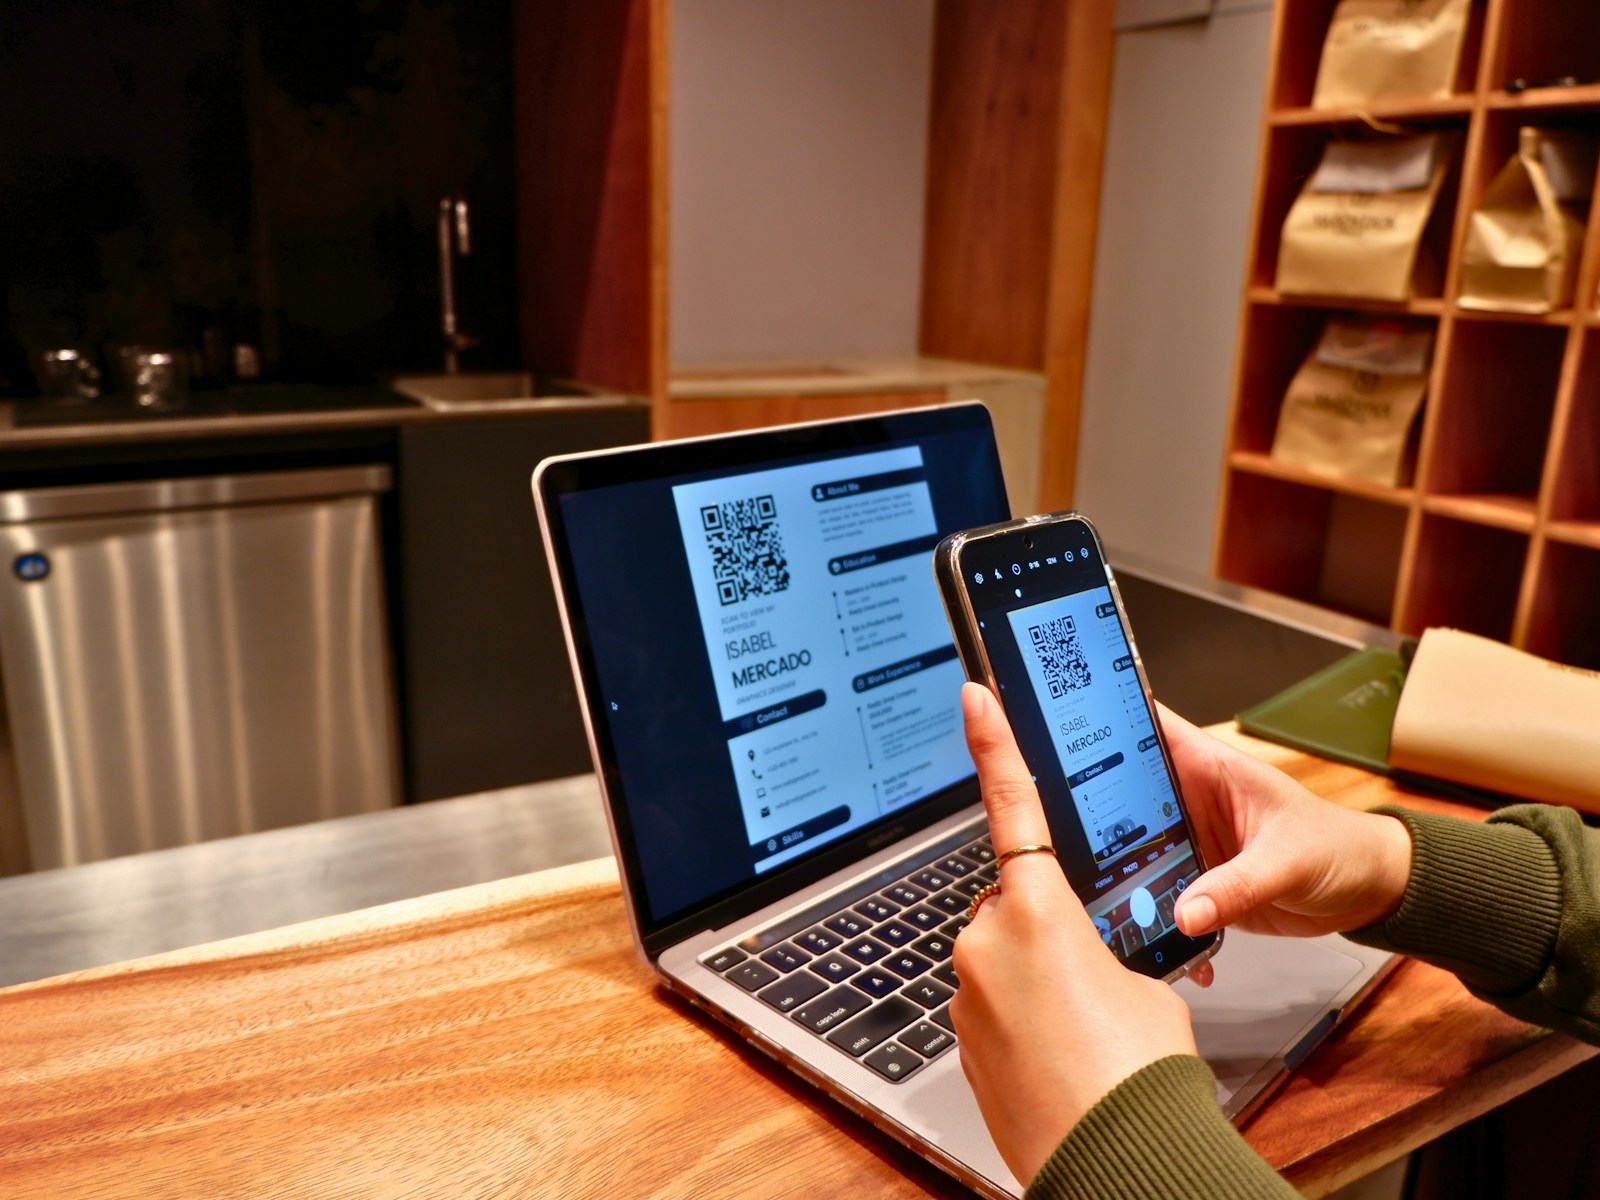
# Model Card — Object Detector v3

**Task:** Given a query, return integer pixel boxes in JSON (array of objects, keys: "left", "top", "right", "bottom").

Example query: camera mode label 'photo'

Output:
[{"left": 672, "top": 447, "right": 969, "bottom": 873}]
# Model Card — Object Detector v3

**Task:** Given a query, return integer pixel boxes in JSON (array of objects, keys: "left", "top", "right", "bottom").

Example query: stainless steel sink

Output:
[{"left": 390, "top": 372, "right": 635, "bottom": 412}]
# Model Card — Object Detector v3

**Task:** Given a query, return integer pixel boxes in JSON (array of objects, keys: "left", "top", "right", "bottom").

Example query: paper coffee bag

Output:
[
  {"left": 1312, "top": 0, "right": 1471, "bottom": 110},
  {"left": 1460, "top": 127, "right": 1596, "bottom": 314},
  {"left": 1271, "top": 316, "right": 1433, "bottom": 487},
  {"left": 1390, "top": 628, "right": 1600, "bottom": 813},
  {"left": 1276, "top": 133, "right": 1456, "bottom": 301}
]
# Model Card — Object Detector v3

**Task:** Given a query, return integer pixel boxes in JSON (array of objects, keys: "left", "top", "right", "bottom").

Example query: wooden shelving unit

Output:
[
  {"left": 508, "top": 0, "right": 1113, "bottom": 519},
  {"left": 1214, "top": 0, "right": 1600, "bottom": 669}
]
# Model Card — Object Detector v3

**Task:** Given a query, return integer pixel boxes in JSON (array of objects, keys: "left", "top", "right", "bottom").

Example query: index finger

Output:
[{"left": 960, "top": 682, "right": 1053, "bottom": 856}]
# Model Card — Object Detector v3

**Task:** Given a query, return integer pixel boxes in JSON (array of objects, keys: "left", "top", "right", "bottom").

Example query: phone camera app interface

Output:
[{"left": 968, "top": 524, "right": 1204, "bottom": 971}]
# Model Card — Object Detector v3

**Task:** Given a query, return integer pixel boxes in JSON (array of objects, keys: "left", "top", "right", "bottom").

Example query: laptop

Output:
[{"left": 533, "top": 403, "right": 1393, "bottom": 1198}]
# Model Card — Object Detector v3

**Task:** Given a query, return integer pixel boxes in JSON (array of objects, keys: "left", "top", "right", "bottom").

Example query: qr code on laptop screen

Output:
[
  {"left": 701, "top": 495, "right": 790, "bottom": 606},
  {"left": 1028, "top": 615, "right": 1092, "bottom": 699}
]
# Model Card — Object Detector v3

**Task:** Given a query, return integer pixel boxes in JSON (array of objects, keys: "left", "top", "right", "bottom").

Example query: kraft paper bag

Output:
[
  {"left": 1460, "top": 127, "right": 1597, "bottom": 314},
  {"left": 1276, "top": 133, "right": 1456, "bottom": 302},
  {"left": 1312, "top": 0, "right": 1471, "bottom": 109},
  {"left": 1271, "top": 316, "right": 1433, "bottom": 487},
  {"left": 1390, "top": 628, "right": 1600, "bottom": 814}
]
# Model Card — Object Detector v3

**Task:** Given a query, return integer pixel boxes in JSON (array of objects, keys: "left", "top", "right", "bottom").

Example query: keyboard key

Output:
[
  {"left": 841, "top": 936, "right": 889, "bottom": 965},
  {"left": 796, "top": 927, "right": 842, "bottom": 956},
  {"left": 810, "top": 953, "right": 861, "bottom": 983},
  {"left": 941, "top": 916, "right": 969, "bottom": 938},
  {"left": 884, "top": 882, "right": 927, "bottom": 907},
  {"left": 910, "top": 868, "right": 954, "bottom": 892},
  {"left": 794, "top": 985, "right": 871, "bottom": 1035},
  {"left": 701, "top": 946, "right": 747, "bottom": 973},
  {"left": 855, "top": 896, "right": 901, "bottom": 923},
  {"left": 827, "top": 995, "right": 923, "bottom": 1057},
  {"left": 951, "top": 876, "right": 990, "bottom": 900},
  {"left": 903, "top": 906, "right": 946, "bottom": 931},
  {"left": 864, "top": 1040, "right": 924, "bottom": 1082},
  {"left": 852, "top": 969, "right": 902, "bottom": 999},
  {"left": 937, "top": 855, "right": 975, "bottom": 877},
  {"left": 900, "top": 1021, "right": 956, "bottom": 1058},
  {"left": 901, "top": 977, "right": 954, "bottom": 1009},
  {"left": 912, "top": 932, "right": 954, "bottom": 962},
  {"left": 758, "top": 970, "right": 827, "bottom": 1014},
  {"left": 931, "top": 1003, "right": 957, "bottom": 1033},
  {"left": 825, "top": 911, "right": 872, "bottom": 939},
  {"left": 932, "top": 962, "right": 960, "bottom": 990},
  {"left": 761, "top": 943, "right": 811, "bottom": 973},
  {"left": 875, "top": 920, "right": 919, "bottom": 948},
  {"left": 928, "top": 890, "right": 968, "bottom": 915},
  {"left": 728, "top": 960, "right": 781, "bottom": 992},
  {"left": 963, "top": 842, "right": 996, "bottom": 865},
  {"left": 884, "top": 950, "right": 933, "bottom": 980}
]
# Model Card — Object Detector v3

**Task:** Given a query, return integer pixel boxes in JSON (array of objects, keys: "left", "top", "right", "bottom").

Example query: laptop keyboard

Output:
[{"left": 699, "top": 830, "right": 996, "bottom": 1084}]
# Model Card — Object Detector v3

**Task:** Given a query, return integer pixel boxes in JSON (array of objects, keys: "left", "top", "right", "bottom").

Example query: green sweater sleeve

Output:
[
  {"left": 1344, "top": 803, "right": 1600, "bottom": 1045},
  {"left": 1026, "top": 802, "right": 1600, "bottom": 1200},
  {"left": 1024, "top": 1055, "right": 1295, "bottom": 1200}
]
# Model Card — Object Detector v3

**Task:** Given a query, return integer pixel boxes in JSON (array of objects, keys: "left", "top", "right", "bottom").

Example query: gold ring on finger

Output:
[{"left": 994, "top": 843, "right": 1057, "bottom": 867}]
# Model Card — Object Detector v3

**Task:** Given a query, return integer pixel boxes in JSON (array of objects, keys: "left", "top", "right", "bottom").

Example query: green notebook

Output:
[{"left": 1234, "top": 646, "right": 1408, "bottom": 774}]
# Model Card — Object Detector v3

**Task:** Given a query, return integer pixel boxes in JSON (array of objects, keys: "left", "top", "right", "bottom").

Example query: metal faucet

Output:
[{"left": 438, "top": 195, "right": 478, "bottom": 373}]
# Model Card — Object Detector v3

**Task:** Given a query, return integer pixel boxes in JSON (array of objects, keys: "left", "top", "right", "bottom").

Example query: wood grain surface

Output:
[{"left": 1, "top": 733, "right": 1591, "bottom": 1198}]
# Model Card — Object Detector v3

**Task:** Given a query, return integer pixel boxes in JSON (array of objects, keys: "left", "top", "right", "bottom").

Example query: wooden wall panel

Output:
[
  {"left": 918, "top": 0, "right": 1067, "bottom": 372},
  {"left": 1038, "top": 0, "right": 1115, "bottom": 511},
  {"left": 514, "top": 0, "right": 661, "bottom": 399},
  {"left": 919, "top": 0, "right": 1112, "bottom": 510}
]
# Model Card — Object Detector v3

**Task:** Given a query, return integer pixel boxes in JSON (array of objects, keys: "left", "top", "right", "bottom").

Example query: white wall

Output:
[
  {"left": 1074, "top": 3, "right": 1272, "bottom": 575},
  {"left": 671, "top": 0, "right": 1276, "bottom": 577},
  {"left": 669, "top": 0, "right": 934, "bottom": 364}
]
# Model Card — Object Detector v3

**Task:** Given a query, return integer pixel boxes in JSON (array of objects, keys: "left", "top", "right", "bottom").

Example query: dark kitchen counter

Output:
[{"left": 0, "top": 385, "right": 641, "bottom": 451}]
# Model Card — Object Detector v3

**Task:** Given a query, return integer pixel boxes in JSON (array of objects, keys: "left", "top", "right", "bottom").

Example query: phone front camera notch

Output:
[{"left": 1021, "top": 534, "right": 1034, "bottom": 551}]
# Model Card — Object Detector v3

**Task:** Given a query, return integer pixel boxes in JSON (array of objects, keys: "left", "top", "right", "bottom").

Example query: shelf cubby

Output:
[
  {"left": 1487, "top": 0, "right": 1600, "bottom": 93},
  {"left": 1400, "top": 513, "right": 1529, "bottom": 639},
  {"left": 1250, "top": 121, "right": 1467, "bottom": 301},
  {"left": 1216, "top": 470, "right": 1406, "bottom": 627},
  {"left": 1266, "top": 0, "right": 1484, "bottom": 114},
  {"left": 1548, "top": 328, "right": 1600, "bottom": 522},
  {"left": 1423, "top": 317, "right": 1564, "bottom": 500},
  {"left": 1522, "top": 538, "right": 1600, "bottom": 668}
]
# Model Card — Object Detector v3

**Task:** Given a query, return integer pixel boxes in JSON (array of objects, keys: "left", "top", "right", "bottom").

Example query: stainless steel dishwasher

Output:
[{"left": 0, "top": 466, "right": 399, "bottom": 870}]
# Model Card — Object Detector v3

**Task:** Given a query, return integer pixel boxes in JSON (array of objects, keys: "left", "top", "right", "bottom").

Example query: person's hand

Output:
[
  {"left": 950, "top": 682, "right": 1198, "bottom": 1186},
  {"left": 1162, "top": 706, "right": 1413, "bottom": 941}
]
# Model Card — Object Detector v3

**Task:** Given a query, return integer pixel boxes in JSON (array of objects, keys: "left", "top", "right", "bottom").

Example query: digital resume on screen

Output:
[
  {"left": 542, "top": 409, "right": 1009, "bottom": 930},
  {"left": 671, "top": 446, "right": 972, "bottom": 873}
]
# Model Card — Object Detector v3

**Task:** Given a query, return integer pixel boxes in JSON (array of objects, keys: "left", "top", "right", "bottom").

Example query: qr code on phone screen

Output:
[
  {"left": 1028, "top": 616, "right": 1092, "bottom": 698},
  {"left": 701, "top": 496, "right": 790, "bottom": 606}
]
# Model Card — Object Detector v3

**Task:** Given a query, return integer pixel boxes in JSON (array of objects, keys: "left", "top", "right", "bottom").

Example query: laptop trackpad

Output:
[{"left": 1177, "top": 930, "right": 1365, "bottom": 1110}]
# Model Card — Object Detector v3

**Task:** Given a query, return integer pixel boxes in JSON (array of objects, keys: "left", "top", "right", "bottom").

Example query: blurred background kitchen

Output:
[{"left": 0, "top": 0, "right": 520, "bottom": 393}]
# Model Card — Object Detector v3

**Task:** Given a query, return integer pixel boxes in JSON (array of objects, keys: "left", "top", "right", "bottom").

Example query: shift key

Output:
[{"left": 826, "top": 996, "right": 922, "bottom": 1057}]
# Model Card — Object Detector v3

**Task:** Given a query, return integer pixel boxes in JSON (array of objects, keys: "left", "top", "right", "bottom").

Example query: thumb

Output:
[{"left": 1174, "top": 847, "right": 1292, "bottom": 935}]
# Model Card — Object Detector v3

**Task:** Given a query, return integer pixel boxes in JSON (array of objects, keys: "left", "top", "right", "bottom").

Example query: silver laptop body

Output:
[{"left": 533, "top": 405, "right": 1392, "bottom": 1198}]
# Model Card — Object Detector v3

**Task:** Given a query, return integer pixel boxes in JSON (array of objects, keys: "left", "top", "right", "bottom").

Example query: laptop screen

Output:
[{"left": 536, "top": 404, "right": 1010, "bottom": 943}]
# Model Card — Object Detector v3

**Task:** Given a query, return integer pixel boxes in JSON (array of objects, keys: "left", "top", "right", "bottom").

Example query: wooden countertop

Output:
[{"left": 0, "top": 729, "right": 1591, "bottom": 1198}]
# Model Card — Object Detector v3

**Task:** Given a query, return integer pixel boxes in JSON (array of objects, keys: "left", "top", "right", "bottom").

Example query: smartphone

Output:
[{"left": 934, "top": 511, "right": 1220, "bottom": 982}]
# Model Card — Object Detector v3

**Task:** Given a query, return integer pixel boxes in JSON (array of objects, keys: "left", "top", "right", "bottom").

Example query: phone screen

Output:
[{"left": 942, "top": 515, "right": 1217, "bottom": 979}]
